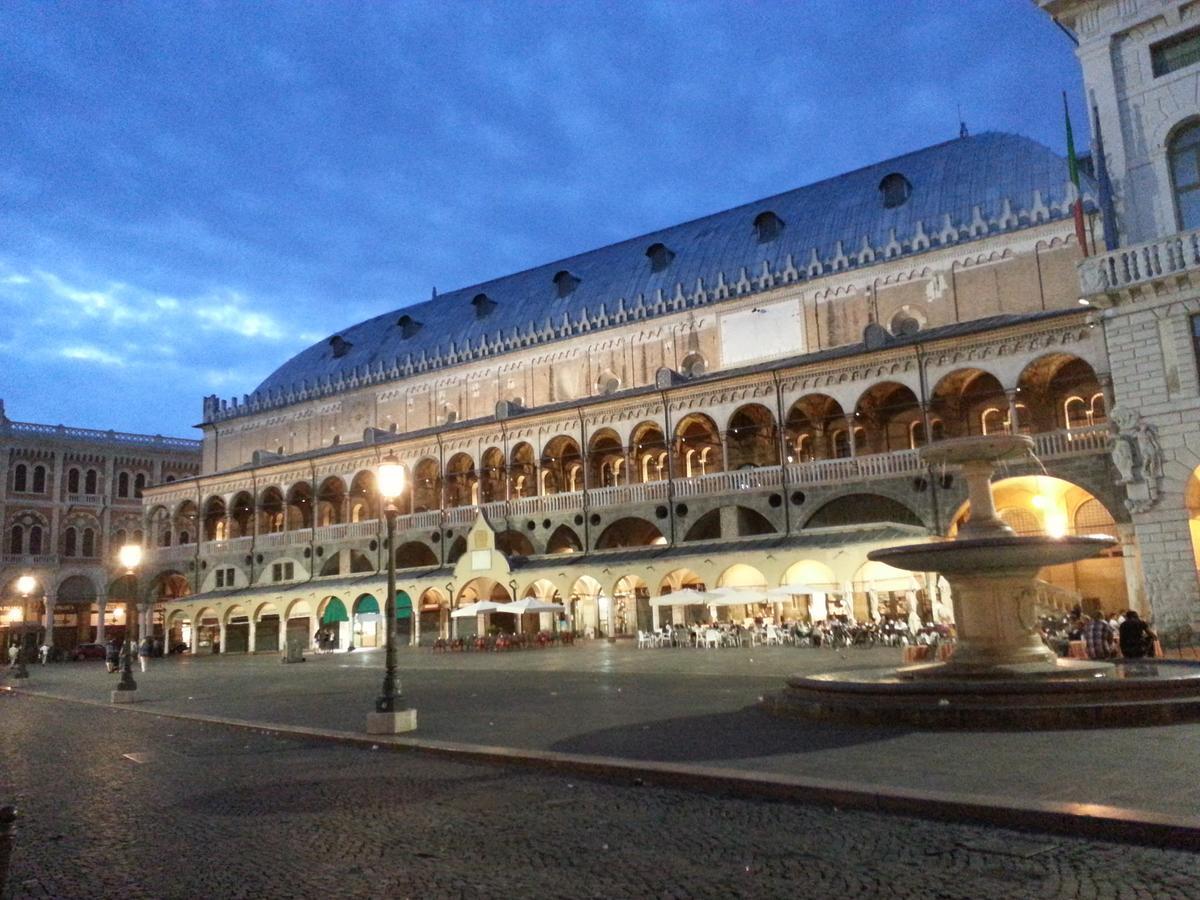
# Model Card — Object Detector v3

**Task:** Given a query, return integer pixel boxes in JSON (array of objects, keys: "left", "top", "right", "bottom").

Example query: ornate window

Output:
[
  {"left": 32, "top": 465, "right": 45, "bottom": 493},
  {"left": 84, "top": 469, "right": 98, "bottom": 494},
  {"left": 879, "top": 173, "right": 912, "bottom": 210},
  {"left": 64, "top": 527, "right": 77, "bottom": 557},
  {"left": 552, "top": 270, "right": 580, "bottom": 299},
  {"left": 13, "top": 464, "right": 27, "bottom": 493},
  {"left": 134, "top": 473, "right": 146, "bottom": 498},
  {"left": 645, "top": 242, "right": 675, "bottom": 273},
  {"left": 28, "top": 525, "right": 42, "bottom": 555},
  {"left": 81, "top": 528, "right": 95, "bottom": 557},
  {"left": 1151, "top": 27, "right": 1200, "bottom": 78},
  {"left": 9, "top": 525, "right": 23, "bottom": 555},
  {"left": 67, "top": 468, "right": 80, "bottom": 493},
  {"left": 752, "top": 211, "right": 784, "bottom": 243},
  {"left": 117, "top": 472, "right": 130, "bottom": 498},
  {"left": 1169, "top": 120, "right": 1200, "bottom": 231}
]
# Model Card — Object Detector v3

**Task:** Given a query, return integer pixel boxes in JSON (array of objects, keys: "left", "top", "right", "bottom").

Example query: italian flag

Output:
[{"left": 1064, "top": 92, "right": 1089, "bottom": 257}]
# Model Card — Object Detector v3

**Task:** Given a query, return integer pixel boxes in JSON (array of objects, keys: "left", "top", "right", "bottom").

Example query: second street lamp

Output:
[
  {"left": 366, "top": 451, "right": 418, "bottom": 734},
  {"left": 10, "top": 575, "right": 36, "bottom": 679},
  {"left": 113, "top": 543, "right": 143, "bottom": 702}
]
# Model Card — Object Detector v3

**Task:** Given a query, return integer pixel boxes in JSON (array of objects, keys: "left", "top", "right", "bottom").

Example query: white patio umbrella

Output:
[
  {"left": 764, "top": 583, "right": 825, "bottom": 600},
  {"left": 495, "top": 598, "right": 566, "bottom": 615},
  {"left": 451, "top": 601, "right": 503, "bottom": 619}
]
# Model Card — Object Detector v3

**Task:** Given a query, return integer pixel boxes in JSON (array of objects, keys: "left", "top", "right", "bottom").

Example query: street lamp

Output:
[
  {"left": 10, "top": 575, "right": 36, "bottom": 679},
  {"left": 113, "top": 543, "right": 143, "bottom": 699},
  {"left": 367, "top": 450, "right": 417, "bottom": 734}
]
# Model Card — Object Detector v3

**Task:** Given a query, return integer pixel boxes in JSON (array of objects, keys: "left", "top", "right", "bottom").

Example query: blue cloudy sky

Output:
[{"left": 0, "top": 1, "right": 1086, "bottom": 437}]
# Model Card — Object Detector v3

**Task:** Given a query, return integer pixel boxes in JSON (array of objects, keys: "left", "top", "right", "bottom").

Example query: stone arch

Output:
[
  {"left": 229, "top": 491, "right": 254, "bottom": 538},
  {"left": 658, "top": 567, "right": 705, "bottom": 595},
  {"left": 1016, "top": 353, "right": 1105, "bottom": 432},
  {"left": 546, "top": 524, "right": 582, "bottom": 554},
  {"left": 55, "top": 573, "right": 100, "bottom": 605},
  {"left": 412, "top": 457, "right": 441, "bottom": 512},
  {"left": 479, "top": 447, "right": 506, "bottom": 503},
  {"left": 395, "top": 541, "right": 438, "bottom": 570},
  {"left": 316, "top": 475, "right": 347, "bottom": 526},
  {"left": 588, "top": 428, "right": 626, "bottom": 488},
  {"left": 285, "top": 481, "right": 313, "bottom": 529},
  {"left": 930, "top": 367, "right": 1007, "bottom": 438},
  {"left": 785, "top": 394, "right": 849, "bottom": 461},
  {"left": 595, "top": 517, "right": 665, "bottom": 549},
  {"left": 495, "top": 529, "right": 535, "bottom": 559},
  {"left": 630, "top": 421, "right": 668, "bottom": 483},
  {"left": 716, "top": 563, "right": 767, "bottom": 588},
  {"left": 852, "top": 381, "right": 923, "bottom": 453},
  {"left": 804, "top": 493, "right": 923, "bottom": 529},
  {"left": 445, "top": 452, "right": 478, "bottom": 507},
  {"left": 674, "top": 413, "right": 722, "bottom": 477},
  {"left": 348, "top": 470, "right": 378, "bottom": 522},
  {"left": 508, "top": 442, "right": 536, "bottom": 499},
  {"left": 726, "top": 403, "right": 779, "bottom": 469},
  {"left": 683, "top": 506, "right": 776, "bottom": 542},
  {"left": 540, "top": 435, "right": 583, "bottom": 494},
  {"left": 202, "top": 495, "right": 227, "bottom": 541}
]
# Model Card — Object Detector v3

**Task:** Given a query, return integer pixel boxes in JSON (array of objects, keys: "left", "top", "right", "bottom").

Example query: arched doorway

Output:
[
  {"left": 353, "top": 593, "right": 381, "bottom": 648},
  {"left": 950, "top": 475, "right": 1130, "bottom": 616},
  {"left": 613, "top": 574, "right": 651, "bottom": 633},
  {"left": 254, "top": 602, "right": 281, "bottom": 653},
  {"left": 779, "top": 559, "right": 840, "bottom": 623},
  {"left": 316, "top": 596, "right": 349, "bottom": 650},
  {"left": 418, "top": 587, "right": 449, "bottom": 646},
  {"left": 223, "top": 605, "right": 250, "bottom": 653},
  {"left": 570, "top": 575, "right": 605, "bottom": 637}
]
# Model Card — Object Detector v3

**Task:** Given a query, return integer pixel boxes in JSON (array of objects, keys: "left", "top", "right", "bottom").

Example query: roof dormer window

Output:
[
  {"left": 645, "top": 242, "right": 675, "bottom": 273},
  {"left": 879, "top": 172, "right": 912, "bottom": 209},
  {"left": 753, "top": 211, "right": 784, "bottom": 243},
  {"left": 329, "top": 335, "right": 352, "bottom": 358},
  {"left": 397, "top": 315, "right": 423, "bottom": 339},
  {"left": 552, "top": 270, "right": 580, "bottom": 299},
  {"left": 471, "top": 293, "right": 497, "bottom": 319}
]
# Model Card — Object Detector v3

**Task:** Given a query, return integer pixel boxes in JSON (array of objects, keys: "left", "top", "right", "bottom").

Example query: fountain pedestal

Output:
[{"left": 764, "top": 434, "right": 1200, "bottom": 728}]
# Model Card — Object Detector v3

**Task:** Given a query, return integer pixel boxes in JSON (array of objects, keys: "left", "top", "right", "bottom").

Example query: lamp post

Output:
[
  {"left": 10, "top": 575, "right": 36, "bottom": 679},
  {"left": 367, "top": 451, "right": 417, "bottom": 734},
  {"left": 113, "top": 543, "right": 143, "bottom": 700}
]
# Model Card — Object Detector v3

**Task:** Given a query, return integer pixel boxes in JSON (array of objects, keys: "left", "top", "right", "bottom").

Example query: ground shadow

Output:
[{"left": 548, "top": 705, "right": 906, "bottom": 763}]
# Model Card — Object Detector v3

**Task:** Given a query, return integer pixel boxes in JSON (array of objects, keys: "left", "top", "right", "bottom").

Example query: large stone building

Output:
[
  {"left": 139, "top": 129, "right": 1142, "bottom": 654},
  {"left": 1041, "top": 0, "right": 1200, "bottom": 628},
  {"left": 0, "top": 402, "right": 201, "bottom": 651}
]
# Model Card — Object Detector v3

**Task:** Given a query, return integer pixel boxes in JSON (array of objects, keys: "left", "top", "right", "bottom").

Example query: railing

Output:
[
  {"left": 0, "top": 553, "right": 58, "bottom": 567},
  {"left": 66, "top": 493, "right": 105, "bottom": 505},
  {"left": 202, "top": 535, "right": 254, "bottom": 555},
  {"left": 1, "top": 419, "right": 202, "bottom": 451},
  {"left": 444, "top": 506, "right": 482, "bottom": 527},
  {"left": 149, "top": 544, "right": 197, "bottom": 562},
  {"left": 314, "top": 520, "right": 379, "bottom": 542},
  {"left": 1033, "top": 424, "right": 1111, "bottom": 459},
  {"left": 1080, "top": 227, "right": 1200, "bottom": 294},
  {"left": 392, "top": 510, "right": 442, "bottom": 532},
  {"left": 510, "top": 490, "right": 583, "bottom": 514},
  {"left": 673, "top": 466, "right": 783, "bottom": 498},
  {"left": 588, "top": 480, "right": 670, "bottom": 508},
  {"left": 786, "top": 449, "right": 923, "bottom": 486}
]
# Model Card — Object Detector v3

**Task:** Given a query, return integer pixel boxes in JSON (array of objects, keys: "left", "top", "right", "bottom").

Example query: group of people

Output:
[
  {"left": 103, "top": 637, "right": 156, "bottom": 672},
  {"left": 1042, "top": 609, "right": 1157, "bottom": 660}
]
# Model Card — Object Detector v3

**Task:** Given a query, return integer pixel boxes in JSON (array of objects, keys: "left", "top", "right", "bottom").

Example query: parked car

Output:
[{"left": 70, "top": 643, "right": 107, "bottom": 661}]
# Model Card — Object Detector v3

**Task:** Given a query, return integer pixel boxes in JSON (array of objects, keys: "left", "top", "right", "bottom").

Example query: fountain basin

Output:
[
  {"left": 763, "top": 660, "right": 1200, "bottom": 729},
  {"left": 869, "top": 534, "right": 1117, "bottom": 574}
]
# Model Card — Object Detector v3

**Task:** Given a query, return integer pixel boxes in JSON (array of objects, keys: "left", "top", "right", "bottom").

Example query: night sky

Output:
[{"left": 0, "top": 1, "right": 1086, "bottom": 437}]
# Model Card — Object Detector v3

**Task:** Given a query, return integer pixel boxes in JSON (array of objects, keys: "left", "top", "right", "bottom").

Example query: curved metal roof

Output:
[{"left": 248, "top": 131, "right": 1092, "bottom": 405}]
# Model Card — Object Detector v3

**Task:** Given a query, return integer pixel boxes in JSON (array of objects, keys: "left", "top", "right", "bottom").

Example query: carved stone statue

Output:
[
  {"left": 1110, "top": 433, "right": 1137, "bottom": 484},
  {"left": 1108, "top": 405, "right": 1161, "bottom": 512},
  {"left": 1136, "top": 421, "right": 1163, "bottom": 482}
]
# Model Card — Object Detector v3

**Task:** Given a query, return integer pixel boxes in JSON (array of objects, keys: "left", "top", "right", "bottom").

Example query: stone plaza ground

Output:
[{"left": 4, "top": 642, "right": 1200, "bottom": 897}]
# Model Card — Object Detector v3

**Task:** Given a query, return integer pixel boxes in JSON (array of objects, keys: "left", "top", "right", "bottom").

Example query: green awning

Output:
[
  {"left": 354, "top": 594, "right": 380, "bottom": 615},
  {"left": 396, "top": 590, "right": 413, "bottom": 620},
  {"left": 320, "top": 597, "right": 348, "bottom": 624}
]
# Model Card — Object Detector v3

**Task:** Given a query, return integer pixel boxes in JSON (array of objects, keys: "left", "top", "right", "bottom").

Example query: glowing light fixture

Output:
[
  {"left": 377, "top": 451, "right": 406, "bottom": 501},
  {"left": 6, "top": 607, "right": 21, "bottom": 623},
  {"left": 16, "top": 574, "right": 36, "bottom": 596},
  {"left": 118, "top": 544, "right": 143, "bottom": 572}
]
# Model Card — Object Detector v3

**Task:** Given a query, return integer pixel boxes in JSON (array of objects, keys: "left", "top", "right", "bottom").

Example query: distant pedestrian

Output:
[
  {"left": 138, "top": 637, "right": 152, "bottom": 673},
  {"left": 1118, "top": 610, "right": 1155, "bottom": 659},
  {"left": 38, "top": 643, "right": 50, "bottom": 665},
  {"left": 7, "top": 643, "right": 19, "bottom": 667},
  {"left": 1081, "top": 615, "right": 1115, "bottom": 660},
  {"left": 105, "top": 639, "right": 120, "bottom": 673}
]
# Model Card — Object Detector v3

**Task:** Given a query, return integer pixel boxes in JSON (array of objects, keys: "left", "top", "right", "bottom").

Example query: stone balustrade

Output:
[{"left": 1080, "top": 227, "right": 1200, "bottom": 295}]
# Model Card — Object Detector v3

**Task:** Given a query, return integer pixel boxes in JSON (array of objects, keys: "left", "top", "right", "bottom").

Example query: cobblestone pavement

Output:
[
  {"left": 6, "top": 643, "right": 1200, "bottom": 819},
  {"left": 2, "top": 692, "right": 1198, "bottom": 900}
]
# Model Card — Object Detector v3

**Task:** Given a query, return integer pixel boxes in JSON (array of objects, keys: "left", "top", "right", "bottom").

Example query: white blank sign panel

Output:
[{"left": 719, "top": 300, "right": 804, "bottom": 367}]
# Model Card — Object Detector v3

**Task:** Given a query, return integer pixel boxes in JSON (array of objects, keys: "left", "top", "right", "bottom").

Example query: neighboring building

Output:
[
  {"left": 141, "top": 131, "right": 1136, "bottom": 655},
  {"left": 0, "top": 401, "right": 201, "bottom": 652},
  {"left": 1041, "top": 0, "right": 1200, "bottom": 628}
]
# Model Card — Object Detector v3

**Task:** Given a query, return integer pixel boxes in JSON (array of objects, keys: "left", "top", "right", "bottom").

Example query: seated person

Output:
[{"left": 1118, "top": 610, "right": 1155, "bottom": 658}]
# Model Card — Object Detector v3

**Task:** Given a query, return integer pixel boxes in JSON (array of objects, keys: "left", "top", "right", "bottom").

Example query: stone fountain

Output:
[{"left": 764, "top": 434, "right": 1200, "bottom": 728}]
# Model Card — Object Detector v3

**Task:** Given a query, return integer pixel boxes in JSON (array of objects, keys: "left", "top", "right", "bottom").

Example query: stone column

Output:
[
  {"left": 43, "top": 600, "right": 54, "bottom": 647},
  {"left": 218, "top": 621, "right": 227, "bottom": 653},
  {"left": 277, "top": 618, "right": 288, "bottom": 652},
  {"left": 247, "top": 618, "right": 257, "bottom": 653},
  {"left": 190, "top": 616, "right": 201, "bottom": 654},
  {"left": 1005, "top": 389, "right": 1021, "bottom": 434},
  {"left": 95, "top": 599, "right": 107, "bottom": 645}
]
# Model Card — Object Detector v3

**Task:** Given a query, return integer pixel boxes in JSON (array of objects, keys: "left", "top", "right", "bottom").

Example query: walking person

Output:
[
  {"left": 105, "top": 638, "right": 120, "bottom": 673},
  {"left": 138, "top": 636, "right": 151, "bottom": 673},
  {"left": 38, "top": 642, "right": 50, "bottom": 665}
]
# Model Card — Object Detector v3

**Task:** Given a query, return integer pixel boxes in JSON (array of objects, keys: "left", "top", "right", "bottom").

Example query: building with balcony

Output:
[
  {"left": 0, "top": 401, "right": 201, "bottom": 651},
  {"left": 140, "top": 130, "right": 1139, "bottom": 653},
  {"left": 1041, "top": 0, "right": 1200, "bottom": 627}
]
